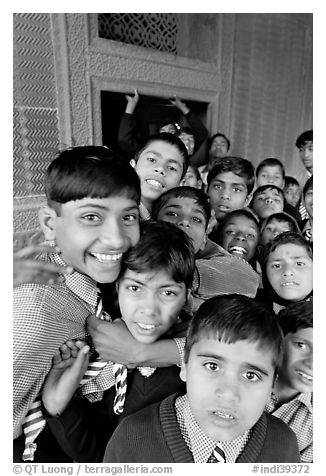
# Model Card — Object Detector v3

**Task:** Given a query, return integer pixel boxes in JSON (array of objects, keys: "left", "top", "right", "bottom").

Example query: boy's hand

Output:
[
  {"left": 125, "top": 89, "right": 139, "bottom": 114},
  {"left": 42, "top": 340, "right": 90, "bottom": 416},
  {"left": 13, "top": 244, "right": 73, "bottom": 287},
  {"left": 169, "top": 96, "right": 190, "bottom": 115},
  {"left": 87, "top": 316, "right": 141, "bottom": 368}
]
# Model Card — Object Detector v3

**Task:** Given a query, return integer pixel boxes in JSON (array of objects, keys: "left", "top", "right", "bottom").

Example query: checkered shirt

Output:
[
  {"left": 13, "top": 248, "right": 98, "bottom": 439},
  {"left": 175, "top": 394, "right": 250, "bottom": 463},
  {"left": 265, "top": 392, "right": 313, "bottom": 462}
]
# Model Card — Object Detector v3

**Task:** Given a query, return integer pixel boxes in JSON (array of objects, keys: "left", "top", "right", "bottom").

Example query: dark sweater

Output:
[
  {"left": 44, "top": 366, "right": 186, "bottom": 463},
  {"left": 103, "top": 393, "right": 300, "bottom": 463}
]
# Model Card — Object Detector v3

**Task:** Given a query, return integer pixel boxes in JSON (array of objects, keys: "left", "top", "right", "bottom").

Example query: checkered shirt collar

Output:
[
  {"left": 46, "top": 246, "right": 99, "bottom": 311},
  {"left": 175, "top": 394, "right": 250, "bottom": 463},
  {"left": 267, "top": 391, "right": 313, "bottom": 413}
]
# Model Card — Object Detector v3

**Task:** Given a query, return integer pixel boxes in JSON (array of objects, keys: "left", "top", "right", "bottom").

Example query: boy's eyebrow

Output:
[
  {"left": 212, "top": 178, "right": 246, "bottom": 186},
  {"left": 145, "top": 150, "right": 182, "bottom": 166},
  {"left": 196, "top": 353, "right": 271, "bottom": 376},
  {"left": 121, "top": 276, "right": 184, "bottom": 288},
  {"left": 163, "top": 203, "right": 205, "bottom": 215},
  {"left": 76, "top": 203, "right": 138, "bottom": 211}
]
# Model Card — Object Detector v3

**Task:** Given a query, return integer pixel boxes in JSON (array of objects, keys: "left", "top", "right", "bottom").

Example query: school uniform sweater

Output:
[{"left": 103, "top": 393, "right": 300, "bottom": 463}]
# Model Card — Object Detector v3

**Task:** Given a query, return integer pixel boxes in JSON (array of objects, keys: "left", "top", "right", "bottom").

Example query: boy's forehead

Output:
[
  {"left": 286, "top": 327, "right": 313, "bottom": 342},
  {"left": 259, "top": 165, "right": 282, "bottom": 173},
  {"left": 212, "top": 171, "right": 247, "bottom": 185},
  {"left": 257, "top": 188, "right": 282, "bottom": 198},
  {"left": 163, "top": 196, "right": 204, "bottom": 212},
  {"left": 142, "top": 140, "right": 184, "bottom": 161},
  {"left": 268, "top": 243, "right": 312, "bottom": 259},
  {"left": 60, "top": 195, "right": 138, "bottom": 212}
]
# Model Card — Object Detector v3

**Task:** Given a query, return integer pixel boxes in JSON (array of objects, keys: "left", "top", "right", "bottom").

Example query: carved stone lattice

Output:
[{"left": 98, "top": 13, "right": 178, "bottom": 54}]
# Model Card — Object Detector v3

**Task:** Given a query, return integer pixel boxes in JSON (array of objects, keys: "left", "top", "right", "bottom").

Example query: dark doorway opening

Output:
[{"left": 101, "top": 91, "right": 208, "bottom": 160}]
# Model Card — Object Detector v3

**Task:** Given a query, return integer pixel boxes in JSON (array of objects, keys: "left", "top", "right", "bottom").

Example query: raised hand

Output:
[{"left": 125, "top": 89, "right": 139, "bottom": 114}]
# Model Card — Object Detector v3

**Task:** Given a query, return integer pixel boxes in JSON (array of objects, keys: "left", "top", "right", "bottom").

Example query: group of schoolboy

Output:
[{"left": 13, "top": 98, "right": 313, "bottom": 465}]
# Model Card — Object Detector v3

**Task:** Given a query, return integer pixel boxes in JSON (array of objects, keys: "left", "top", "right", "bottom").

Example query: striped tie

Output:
[{"left": 207, "top": 444, "right": 226, "bottom": 463}]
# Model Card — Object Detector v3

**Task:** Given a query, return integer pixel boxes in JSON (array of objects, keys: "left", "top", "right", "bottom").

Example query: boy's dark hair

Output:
[
  {"left": 277, "top": 299, "right": 313, "bottom": 336},
  {"left": 208, "top": 132, "right": 231, "bottom": 151},
  {"left": 284, "top": 176, "right": 300, "bottom": 188},
  {"left": 177, "top": 126, "right": 195, "bottom": 138},
  {"left": 303, "top": 175, "right": 313, "bottom": 198},
  {"left": 251, "top": 184, "right": 285, "bottom": 204},
  {"left": 152, "top": 186, "right": 211, "bottom": 229},
  {"left": 263, "top": 231, "right": 313, "bottom": 265},
  {"left": 184, "top": 294, "right": 284, "bottom": 375},
  {"left": 256, "top": 158, "right": 285, "bottom": 179},
  {"left": 158, "top": 120, "right": 178, "bottom": 133},
  {"left": 217, "top": 208, "right": 260, "bottom": 245},
  {"left": 134, "top": 132, "right": 189, "bottom": 178},
  {"left": 119, "top": 220, "right": 195, "bottom": 289},
  {"left": 45, "top": 146, "right": 141, "bottom": 214},
  {"left": 260, "top": 212, "right": 301, "bottom": 236},
  {"left": 295, "top": 129, "right": 313, "bottom": 149},
  {"left": 207, "top": 156, "right": 255, "bottom": 194}
]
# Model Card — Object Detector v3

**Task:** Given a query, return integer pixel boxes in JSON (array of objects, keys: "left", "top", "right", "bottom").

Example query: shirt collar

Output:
[
  {"left": 48, "top": 248, "right": 99, "bottom": 310},
  {"left": 268, "top": 391, "right": 313, "bottom": 414},
  {"left": 182, "top": 396, "right": 250, "bottom": 463}
]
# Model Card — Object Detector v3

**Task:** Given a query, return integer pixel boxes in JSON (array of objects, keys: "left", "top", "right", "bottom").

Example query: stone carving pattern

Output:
[{"left": 98, "top": 13, "right": 178, "bottom": 54}]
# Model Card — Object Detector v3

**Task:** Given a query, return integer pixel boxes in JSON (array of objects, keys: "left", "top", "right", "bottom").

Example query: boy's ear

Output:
[
  {"left": 179, "top": 362, "right": 187, "bottom": 382},
  {"left": 130, "top": 159, "right": 136, "bottom": 168},
  {"left": 38, "top": 206, "right": 58, "bottom": 241}
]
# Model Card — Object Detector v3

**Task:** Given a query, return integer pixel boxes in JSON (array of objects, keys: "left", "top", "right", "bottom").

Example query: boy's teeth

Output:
[
  {"left": 214, "top": 411, "right": 234, "bottom": 419},
  {"left": 298, "top": 370, "right": 313, "bottom": 381},
  {"left": 91, "top": 252, "right": 122, "bottom": 262},
  {"left": 229, "top": 246, "right": 246, "bottom": 254},
  {"left": 137, "top": 322, "right": 155, "bottom": 330},
  {"left": 146, "top": 179, "right": 163, "bottom": 189}
]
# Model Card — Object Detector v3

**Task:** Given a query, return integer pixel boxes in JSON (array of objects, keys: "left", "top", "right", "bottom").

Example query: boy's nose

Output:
[
  {"left": 282, "top": 264, "right": 294, "bottom": 277},
  {"left": 154, "top": 165, "right": 165, "bottom": 176},
  {"left": 100, "top": 221, "right": 125, "bottom": 248},
  {"left": 215, "top": 377, "right": 240, "bottom": 402},
  {"left": 178, "top": 218, "right": 190, "bottom": 228},
  {"left": 265, "top": 197, "right": 273, "bottom": 204},
  {"left": 235, "top": 233, "right": 245, "bottom": 242}
]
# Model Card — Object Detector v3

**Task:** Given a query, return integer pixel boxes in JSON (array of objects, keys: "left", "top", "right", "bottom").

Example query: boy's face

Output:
[
  {"left": 117, "top": 268, "right": 188, "bottom": 344},
  {"left": 284, "top": 184, "right": 301, "bottom": 208},
  {"left": 207, "top": 172, "right": 250, "bottom": 221},
  {"left": 252, "top": 188, "right": 284, "bottom": 219},
  {"left": 41, "top": 196, "right": 140, "bottom": 283},
  {"left": 299, "top": 141, "right": 313, "bottom": 173},
  {"left": 279, "top": 327, "right": 313, "bottom": 396},
  {"left": 266, "top": 243, "right": 313, "bottom": 301},
  {"left": 156, "top": 196, "right": 208, "bottom": 253},
  {"left": 304, "top": 188, "right": 313, "bottom": 218},
  {"left": 261, "top": 219, "right": 292, "bottom": 246},
  {"left": 221, "top": 215, "right": 259, "bottom": 262},
  {"left": 179, "top": 132, "right": 195, "bottom": 156},
  {"left": 257, "top": 166, "right": 284, "bottom": 189},
  {"left": 181, "top": 336, "right": 275, "bottom": 441},
  {"left": 209, "top": 136, "right": 229, "bottom": 160},
  {"left": 180, "top": 166, "right": 201, "bottom": 189},
  {"left": 134, "top": 140, "right": 185, "bottom": 210},
  {"left": 159, "top": 123, "right": 177, "bottom": 134}
]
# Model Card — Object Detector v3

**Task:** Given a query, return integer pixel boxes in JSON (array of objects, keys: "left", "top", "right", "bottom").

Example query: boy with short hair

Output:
[
  {"left": 250, "top": 184, "right": 285, "bottom": 221},
  {"left": 256, "top": 157, "right": 285, "bottom": 189},
  {"left": 13, "top": 146, "right": 142, "bottom": 461},
  {"left": 152, "top": 186, "right": 260, "bottom": 311},
  {"left": 103, "top": 294, "right": 300, "bottom": 463},
  {"left": 198, "top": 132, "right": 231, "bottom": 187},
  {"left": 130, "top": 132, "right": 189, "bottom": 220},
  {"left": 265, "top": 299, "right": 313, "bottom": 462},
  {"left": 41, "top": 220, "right": 195, "bottom": 462},
  {"left": 206, "top": 156, "right": 255, "bottom": 241},
  {"left": 284, "top": 176, "right": 301, "bottom": 209}
]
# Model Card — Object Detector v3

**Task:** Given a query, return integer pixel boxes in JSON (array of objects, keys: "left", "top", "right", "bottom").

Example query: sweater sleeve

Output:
[
  {"left": 184, "top": 110, "right": 208, "bottom": 150},
  {"left": 44, "top": 392, "right": 117, "bottom": 463},
  {"left": 117, "top": 112, "right": 140, "bottom": 157}
]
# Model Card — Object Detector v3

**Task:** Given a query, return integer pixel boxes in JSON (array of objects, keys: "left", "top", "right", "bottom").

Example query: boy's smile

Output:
[
  {"left": 266, "top": 244, "right": 313, "bottom": 301},
  {"left": 46, "top": 196, "right": 140, "bottom": 284},
  {"left": 134, "top": 140, "right": 185, "bottom": 210},
  {"left": 276, "top": 327, "right": 313, "bottom": 400},
  {"left": 180, "top": 337, "right": 275, "bottom": 441},
  {"left": 221, "top": 215, "right": 259, "bottom": 262},
  {"left": 207, "top": 172, "right": 250, "bottom": 221},
  {"left": 117, "top": 268, "right": 187, "bottom": 344}
]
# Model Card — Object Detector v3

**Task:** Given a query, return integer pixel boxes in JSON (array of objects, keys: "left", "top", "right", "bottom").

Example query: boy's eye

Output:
[
  {"left": 127, "top": 285, "right": 141, "bottom": 292},
  {"left": 161, "top": 290, "right": 177, "bottom": 297},
  {"left": 213, "top": 184, "right": 222, "bottom": 190},
  {"left": 147, "top": 157, "right": 156, "bottom": 163},
  {"left": 247, "top": 233, "right": 256, "bottom": 239},
  {"left": 166, "top": 211, "right": 178, "bottom": 218},
  {"left": 168, "top": 165, "right": 177, "bottom": 172},
  {"left": 192, "top": 216, "right": 203, "bottom": 224},
  {"left": 225, "top": 229, "right": 235, "bottom": 235},
  {"left": 82, "top": 214, "right": 101, "bottom": 222},
  {"left": 233, "top": 187, "right": 242, "bottom": 193},
  {"left": 123, "top": 214, "right": 139, "bottom": 222},
  {"left": 294, "top": 341, "right": 307, "bottom": 350},
  {"left": 296, "top": 261, "right": 305, "bottom": 266},
  {"left": 271, "top": 263, "right": 281, "bottom": 269},
  {"left": 204, "top": 362, "right": 220, "bottom": 372},
  {"left": 243, "top": 371, "right": 260, "bottom": 382}
]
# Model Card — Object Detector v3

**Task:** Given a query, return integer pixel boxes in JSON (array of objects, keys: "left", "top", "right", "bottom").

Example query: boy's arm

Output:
[
  {"left": 171, "top": 96, "right": 209, "bottom": 150},
  {"left": 87, "top": 316, "right": 183, "bottom": 367},
  {"left": 117, "top": 89, "right": 140, "bottom": 157}
]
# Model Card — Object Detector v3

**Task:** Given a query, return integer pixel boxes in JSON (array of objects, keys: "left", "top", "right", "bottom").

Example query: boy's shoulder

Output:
[{"left": 239, "top": 411, "right": 300, "bottom": 463}]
